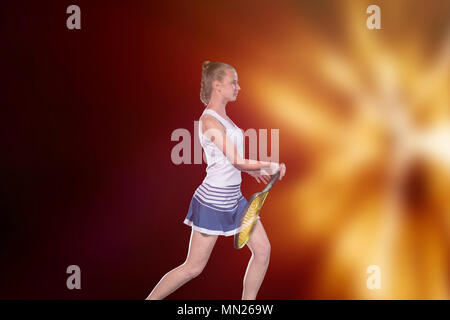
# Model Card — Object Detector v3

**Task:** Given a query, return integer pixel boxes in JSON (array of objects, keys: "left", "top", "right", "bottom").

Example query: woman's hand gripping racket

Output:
[{"left": 234, "top": 170, "right": 281, "bottom": 249}]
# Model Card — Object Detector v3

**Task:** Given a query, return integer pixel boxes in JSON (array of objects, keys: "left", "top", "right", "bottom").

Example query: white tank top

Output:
[{"left": 199, "top": 109, "right": 244, "bottom": 187}]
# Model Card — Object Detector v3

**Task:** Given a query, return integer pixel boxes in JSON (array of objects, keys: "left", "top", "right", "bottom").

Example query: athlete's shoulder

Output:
[{"left": 200, "top": 113, "right": 225, "bottom": 131}]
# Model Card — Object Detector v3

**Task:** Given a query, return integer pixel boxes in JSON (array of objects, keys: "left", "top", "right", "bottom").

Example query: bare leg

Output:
[
  {"left": 242, "top": 220, "right": 271, "bottom": 300},
  {"left": 146, "top": 228, "right": 218, "bottom": 300}
]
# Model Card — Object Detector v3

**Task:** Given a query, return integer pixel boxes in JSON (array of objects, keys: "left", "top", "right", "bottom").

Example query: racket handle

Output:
[{"left": 262, "top": 170, "right": 280, "bottom": 192}]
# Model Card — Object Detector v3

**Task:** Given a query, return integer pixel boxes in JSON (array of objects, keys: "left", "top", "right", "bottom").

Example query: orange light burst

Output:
[{"left": 244, "top": 1, "right": 450, "bottom": 299}]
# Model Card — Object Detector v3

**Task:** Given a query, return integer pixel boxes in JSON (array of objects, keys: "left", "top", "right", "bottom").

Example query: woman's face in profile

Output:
[{"left": 219, "top": 68, "right": 241, "bottom": 102}]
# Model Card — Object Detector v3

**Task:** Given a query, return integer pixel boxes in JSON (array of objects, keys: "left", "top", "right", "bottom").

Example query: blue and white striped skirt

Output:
[{"left": 183, "top": 182, "right": 259, "bottom": 236}]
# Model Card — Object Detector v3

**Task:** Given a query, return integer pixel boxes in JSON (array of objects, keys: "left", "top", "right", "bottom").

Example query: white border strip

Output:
[
  {"left": 183, "top": 219, "right": 240, "bottom": 237},
  {"left": 183, "top": 217, "right": 261, "bottom": 237}
]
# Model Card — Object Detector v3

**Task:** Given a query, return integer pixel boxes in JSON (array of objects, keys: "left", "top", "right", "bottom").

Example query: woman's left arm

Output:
[{"left": 243, "top": 170, "right": 271, "bottom": 184}]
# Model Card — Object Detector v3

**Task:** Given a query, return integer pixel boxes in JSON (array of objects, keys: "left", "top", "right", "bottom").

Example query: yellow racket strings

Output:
[{"left": 236, "top": 192, "right": 269, "bottom": 248}]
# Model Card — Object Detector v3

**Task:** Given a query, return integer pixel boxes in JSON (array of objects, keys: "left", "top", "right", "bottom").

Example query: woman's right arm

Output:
[{"left": 200, "top": 115, "right": 280, "bottom": 174}]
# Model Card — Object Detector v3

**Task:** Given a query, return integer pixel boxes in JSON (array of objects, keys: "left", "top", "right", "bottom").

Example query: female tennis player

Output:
[{"left": 146, "top": 61, "right": 286, "bottom": 300}]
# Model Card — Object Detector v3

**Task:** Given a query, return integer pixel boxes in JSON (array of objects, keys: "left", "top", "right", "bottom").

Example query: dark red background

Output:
[{"left": 1, "top": 0, "right": 302, "bottom": 299}]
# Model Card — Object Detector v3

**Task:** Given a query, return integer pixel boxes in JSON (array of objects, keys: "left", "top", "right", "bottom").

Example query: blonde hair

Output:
[{"left": 200, "top": 61, "right": 235, "bottom": 107}]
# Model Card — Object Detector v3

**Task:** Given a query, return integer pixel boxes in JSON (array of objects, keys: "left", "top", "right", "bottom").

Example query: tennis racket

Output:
[{"left": 234, "top": 170, "right": 281, "bottom": 249}]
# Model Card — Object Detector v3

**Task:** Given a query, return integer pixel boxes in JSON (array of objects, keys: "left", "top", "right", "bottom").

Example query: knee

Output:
[
  {"left": 252, "top": 242, "right": 271, "bottom": 265},
  {"left": 182, "top": 263, "right": 206, "bottom": 279}
]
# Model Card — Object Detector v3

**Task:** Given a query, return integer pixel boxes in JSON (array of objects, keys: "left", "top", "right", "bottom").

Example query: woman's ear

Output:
[{"left": 212, "top": 79, "right": 221, "bottom": 93}]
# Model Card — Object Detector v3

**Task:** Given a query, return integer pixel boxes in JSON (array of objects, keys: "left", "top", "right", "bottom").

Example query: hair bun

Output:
[{"left": 202, "top": 61, "right": 211, "bottom": 71}]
